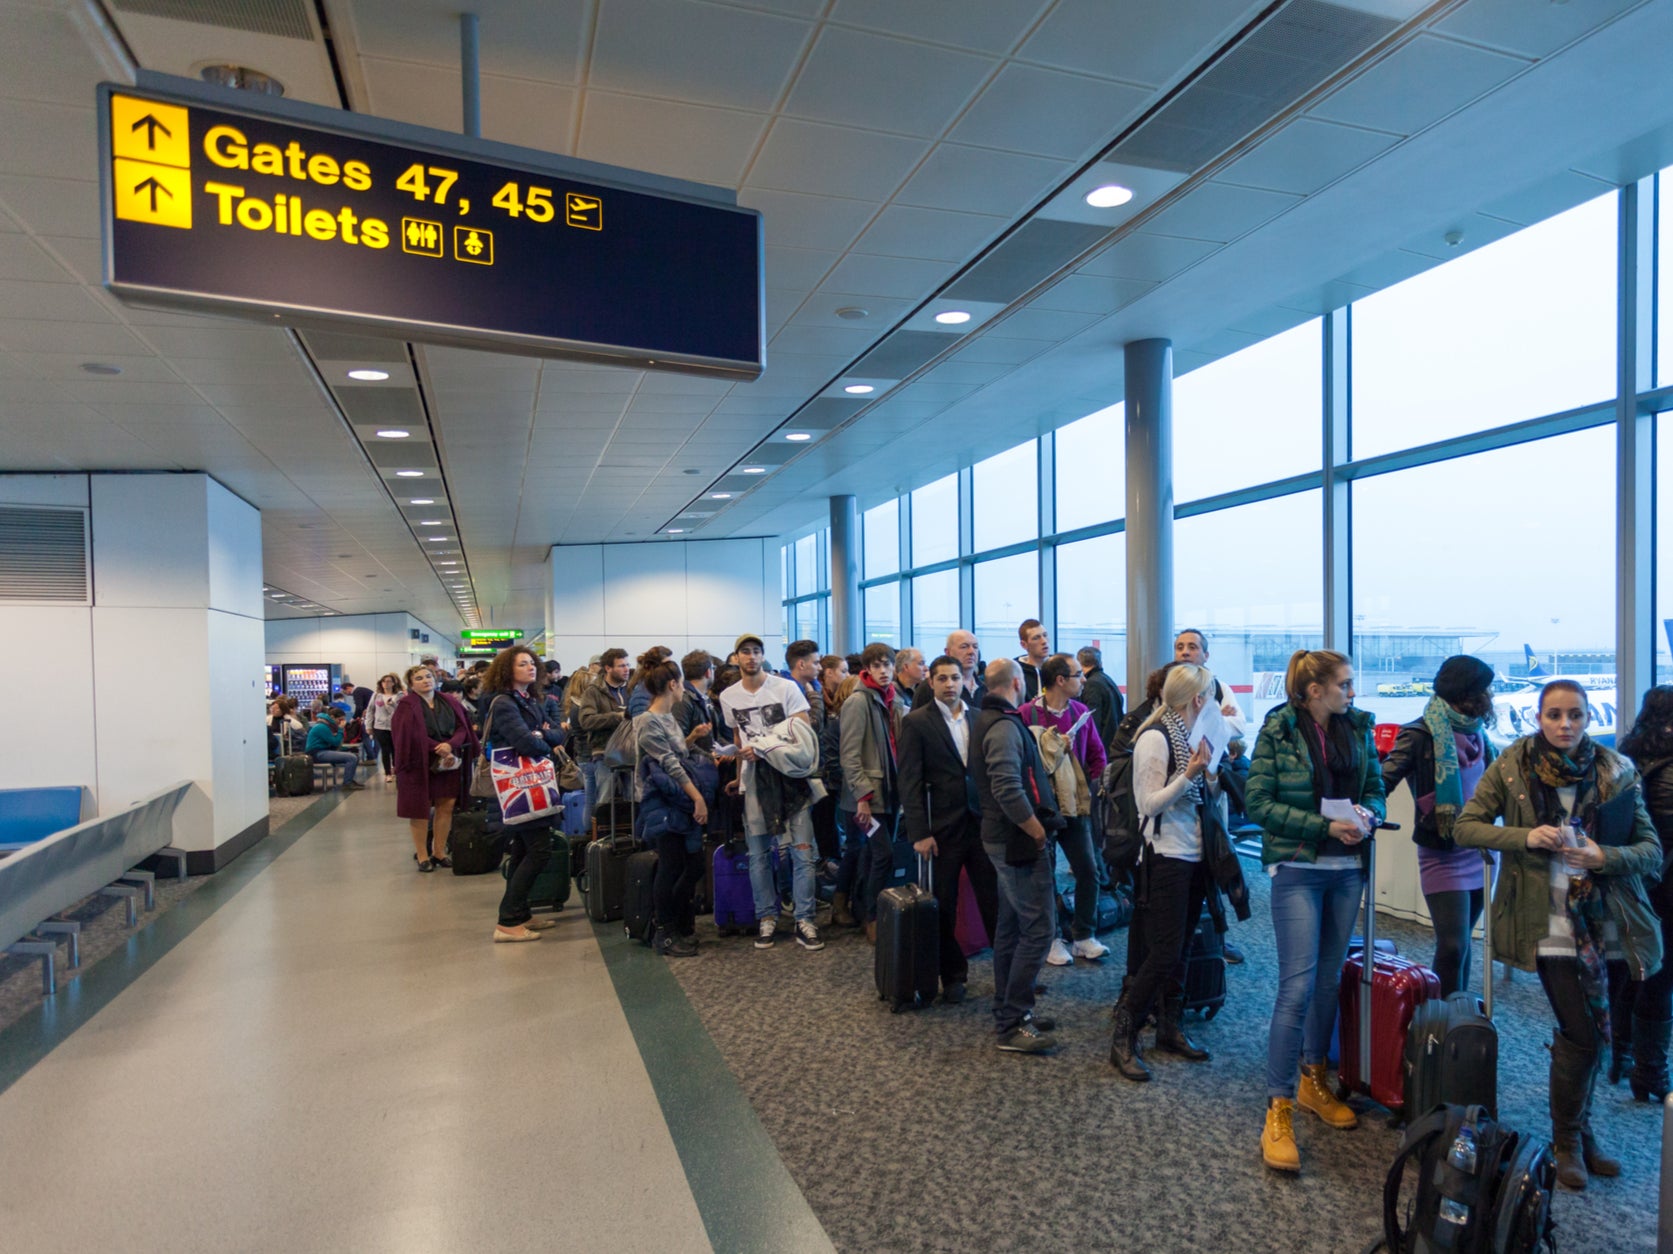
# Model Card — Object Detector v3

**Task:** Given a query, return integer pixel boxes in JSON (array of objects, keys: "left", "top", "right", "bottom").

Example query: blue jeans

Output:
[
  {"left": 582, "top": 757, "right": 599, "bottom": 824},
  {"left": 1266, "top": 864, "right": 1365, "bottom": 1098},
  {"left": 744, "top": 803, "right": 818, "bottom": 923},
  {"left": 990, "top": 846, "right": 1057, "bottom": 1036},
  {"left": 310, "top": 749, "right": 359, "bottom": 785}
]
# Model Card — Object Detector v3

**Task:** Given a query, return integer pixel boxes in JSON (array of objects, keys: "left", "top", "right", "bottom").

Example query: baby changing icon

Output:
[{"left": 453, "top": 225, "right": 493, "bottom": 265}]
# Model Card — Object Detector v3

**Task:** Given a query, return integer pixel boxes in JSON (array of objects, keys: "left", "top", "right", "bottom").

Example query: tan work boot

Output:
[
  {"left": 1296, "top": 1063, "right": 1358, "bottom": 1129},
  {"left": 1262, "top": 1097, "right": 1300, "bottom": 1172}
]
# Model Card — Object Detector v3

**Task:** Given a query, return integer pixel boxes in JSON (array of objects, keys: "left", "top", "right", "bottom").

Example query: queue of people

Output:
[{"left": 261, "top": 626, "right": 1669, "bottom": 1190}]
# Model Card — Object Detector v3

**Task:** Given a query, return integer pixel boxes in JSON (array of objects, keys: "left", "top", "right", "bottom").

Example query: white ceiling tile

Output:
[
  {"left": 894, "top": 144, "right": 1070, "bottom": 217},
  {"left": 1479, "top": 169, "right": 1616, "bottom": 228},
  {"left": 0, "top": 100, "right": 94, "bottom": 180},
  {"left": 0, "top": 7, "right": 111, "bottom": 106},
  {"left": 950, "top": 64, "right": 1151, "bottom": 160},
  {"left": 747, "top": 119, "right": 930, "bottom": 200},
  {"left": 0, "top": 175, "right": 98, "bottom": 240},
  {"left": 818, "top": 252, "right": 953, "bottom": 300},
  {"left": 1140, "top": 182, "right": 1302, "bottom": 243},
  {"left": 790, "top": 292, "right": 912, "bottom": 328},
  {"left": 783, "top": 27, "right": 992, "bottom": 137},
  {"left": 1309, "top": 35, "right": 1530, "bottom": 137},
  {"left": 989, "top": 306, "right": 1100, "bottom": 340},
  {"left": 0, "top": 233, "right": 73, "bottom": 283},
  {"left": 343, "top": 0, "right": 588, "bottom": 81},
  {"left": 737, "top": 188, "right": 881, "bottom": 252},
  {"left": 577, "top": 91, "right": 770, "bottom": 185},
  {"left": 360, "top": 59, "right": 577, "bottom": 151},
  {"left": 768, "top": 323, "right": 878, "bottom": 357},
  {"left": 36, "top": 235, "right": 103, "bottom": 286},
  {"left": 1019, "top": 0, "right": 1260, "bottom": 86},
  {"left": 590, "top": 0, "right": 811, "bottom": 111},
  {"left": 1433, "top": 0, "right": 1641, "bottom": 60},
  {"left": 764, "top": 246, "right": 838, "bottom": 289},
  {"left": 853, "top": 203, "right": 1006, "bottom": 262},
  {"left": 133, "top": 325, "right": 301, "bottom": 361},
  {"left": 1029, "top": 273, "right": 1155, "bottom": 315},
  {"left": 1216, "top": 118, "right": 1402, "bottom": 196},
  {"left": 830, "top": 0, "right": 1051, "bottom": 54},
  {"left": 0, "top": 281, "right": 114, "bottom": 322},
  {"left": 949, "top": 335, "right": 1054, "bottom": 366}
]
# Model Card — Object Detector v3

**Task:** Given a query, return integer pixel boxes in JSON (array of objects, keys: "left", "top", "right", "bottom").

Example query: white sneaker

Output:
[
  {"left": 754, "top": 917, "right": 776, "bottom": 949},
  {"left": 1072, "top": 936, "right": 1110, "bottom": 961},
  {"left": 1046, "top": 938, "right": 1073, "bottom": 967}
]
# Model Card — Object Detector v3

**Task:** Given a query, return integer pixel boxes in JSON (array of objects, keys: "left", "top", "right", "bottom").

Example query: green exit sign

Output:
[{"left": 461, "top": 629, "right": 523, "bottom": 641}]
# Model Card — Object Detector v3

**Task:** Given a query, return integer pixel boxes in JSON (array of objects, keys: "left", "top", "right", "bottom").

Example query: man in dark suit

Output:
[
  {"left": 1076, "top": 646, "right": 1124, "bottom": 756},
  {"left": 898, "top": 653, "right": 999, "bottom": 1005}
]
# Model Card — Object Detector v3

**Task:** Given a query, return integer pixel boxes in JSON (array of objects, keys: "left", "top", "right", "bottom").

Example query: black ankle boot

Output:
[
  {"left": 1630, "top": 1015, "right": 1672, "bottom": 1102},
  {"left": 1155, "top": 995, "right": 1210, "bottom": 1061},
  {"left": 1109, "top": 1003, "right": 1151, "bottom": 1082}
]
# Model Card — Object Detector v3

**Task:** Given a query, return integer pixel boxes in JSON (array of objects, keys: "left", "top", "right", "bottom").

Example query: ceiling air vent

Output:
[
  {"left": 109, "top": 0, "right": 314, "bottom": 39},
  {"left": 0, "top": 507, "right": 90, "bottom": 603}
]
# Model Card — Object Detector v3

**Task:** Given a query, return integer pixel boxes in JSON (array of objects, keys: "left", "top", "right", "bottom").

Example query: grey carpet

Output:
[{"left": 667, "top": 865, "right": 1659, "bottom": 1254}]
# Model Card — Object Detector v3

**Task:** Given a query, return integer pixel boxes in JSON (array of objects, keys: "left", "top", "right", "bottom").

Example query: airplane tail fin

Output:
[{"left": 1523, "top": 644, "right": 1550, "bottom": 678}]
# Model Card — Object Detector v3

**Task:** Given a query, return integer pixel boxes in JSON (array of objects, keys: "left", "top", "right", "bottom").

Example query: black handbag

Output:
[{"left": 1199, "top": 792, "right": 1251, "bottom": 921}]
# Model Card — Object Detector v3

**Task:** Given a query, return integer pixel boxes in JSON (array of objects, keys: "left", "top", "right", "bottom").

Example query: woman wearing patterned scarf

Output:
[
  {"left": 1457, "top": 679, "right": 1664, "bottom": 1192},
  {"left": 1381, "top": 655, "right": 1497, "bottom": 996},
  {"left": 1110, "top": 663, "right": 1220, "bottom": 1083}
]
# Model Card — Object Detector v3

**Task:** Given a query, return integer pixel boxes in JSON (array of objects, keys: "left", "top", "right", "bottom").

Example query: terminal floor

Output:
[{"left": 0, "top": 786, "right": 1658, "bottom": 1253}]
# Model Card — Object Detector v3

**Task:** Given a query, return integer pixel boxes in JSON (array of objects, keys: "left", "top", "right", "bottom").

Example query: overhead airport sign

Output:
[
  {"left": 98, "top": 75, "right": 764, "bottom": 379},
  {"left": 461, "top": 629, "right": 523, "bottom": 642}
]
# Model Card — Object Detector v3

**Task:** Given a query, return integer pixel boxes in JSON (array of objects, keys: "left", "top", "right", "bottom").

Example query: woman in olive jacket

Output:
[
  {"left": 1246, "top": 649, "right": 1385, "bottom": 1174},
  {"left": 1456, "top": 678, "right": 1663, "bottom": 1191}
]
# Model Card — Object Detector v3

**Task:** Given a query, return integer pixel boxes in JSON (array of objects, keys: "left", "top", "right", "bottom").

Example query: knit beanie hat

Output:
[{"left": 1432, "top": 655, "right": 1494, "bottom": 705}]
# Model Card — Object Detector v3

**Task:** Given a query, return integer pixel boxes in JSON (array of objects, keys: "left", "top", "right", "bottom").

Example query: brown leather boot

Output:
[
  {"left": 831, "top": 891, "right": 857, "bottom": 927},
  {"left": 1550, "top": 1034, "right": 1592, "bottom": 1191},
  {"left": 865, "top": 919, "right": 876, "bottom": 945}
]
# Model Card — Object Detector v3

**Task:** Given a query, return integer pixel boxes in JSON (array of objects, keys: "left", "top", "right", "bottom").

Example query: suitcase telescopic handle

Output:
[{"left": 917, "top": 851, "right": 934, "bottom": 895}]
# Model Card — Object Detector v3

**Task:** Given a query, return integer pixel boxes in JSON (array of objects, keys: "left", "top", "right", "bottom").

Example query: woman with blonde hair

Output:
[
  {"left": 1110, "top": 663, "right": 1219, "bottom": 1082},
  {"left": 1247, "top": 649, "right": 1385, "bottom": 1172}
]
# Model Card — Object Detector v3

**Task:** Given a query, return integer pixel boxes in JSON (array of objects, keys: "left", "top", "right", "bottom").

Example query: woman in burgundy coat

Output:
[{"left": 393, "top": 662, "right": 479, "bottom": 871}]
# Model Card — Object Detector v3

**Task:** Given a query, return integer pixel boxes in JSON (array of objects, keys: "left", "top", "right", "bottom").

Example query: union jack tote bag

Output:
[{"left": 489, "top": 746, "right": 562, "bottom": 826}]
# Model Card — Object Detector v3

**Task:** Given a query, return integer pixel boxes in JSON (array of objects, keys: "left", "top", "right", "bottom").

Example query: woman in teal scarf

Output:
[{"left": 1381, "top": 655, "right": 1497, "bottom": 996}]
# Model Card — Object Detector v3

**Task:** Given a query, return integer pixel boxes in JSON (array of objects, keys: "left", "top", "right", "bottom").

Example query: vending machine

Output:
[{"left": 281, "top": 664, "right": 341, "bottom": 706}]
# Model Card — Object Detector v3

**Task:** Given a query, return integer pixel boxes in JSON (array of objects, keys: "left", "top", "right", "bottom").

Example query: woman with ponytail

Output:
[
  {"left": 1380, "top": 655, "right": 1497, "bottom": 996},
  {"left": 1457, "top": 679, "right": 1662, "bottom": 1190},
  {"left": 1247, "top": 649, "right": 1384, "bottom": 1173}
]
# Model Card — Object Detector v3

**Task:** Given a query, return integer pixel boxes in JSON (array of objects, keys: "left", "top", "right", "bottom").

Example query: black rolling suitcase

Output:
[
  {"left": 585, "top": 836, "right": 632, "bottom": 922},
  {"left": 448, "top": 809, "right": 504, "bottom": 876},
  {"left": 875, "top": 855, "right": 939, "bottom": 1013},
  {"left": 624, "top": 850, "right": 658, "bottom": 943},
  {"left": 1181, "top": 908, "right": 1227, "bottom": 1020},
  {"left": 274, "top": 754, "right": 313, "bottom": 796},
  {"left": 1403, "top": 850, "right": 1500, "bottom": 1118}
]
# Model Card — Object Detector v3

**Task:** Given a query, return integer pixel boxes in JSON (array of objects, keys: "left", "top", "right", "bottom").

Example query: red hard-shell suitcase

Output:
[{"left": 1337, "top": 822, "right": 1439, "bottom": 1114}]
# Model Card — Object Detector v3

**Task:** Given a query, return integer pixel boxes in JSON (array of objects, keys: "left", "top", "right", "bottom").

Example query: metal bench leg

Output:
[
  {"left": 119, "top": 869, "right": 156, "bottom": 911},
  {"left": 100, "top": 883, "right": 141, "bottom": 927},
  {"left": 155, "top": 847, "right": 188, "bottom": 880},
  {"left": 36, "top": 920, "right": 80, "bottom": 969},
  {"left": 7, "top": 941, "right": 56, "bottom": 995}
]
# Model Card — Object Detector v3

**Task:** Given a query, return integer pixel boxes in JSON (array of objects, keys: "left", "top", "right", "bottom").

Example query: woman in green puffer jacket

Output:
[
  {"left": 1246, "top": 649, "right": 1385, "bottom": 1175},
  {"left": 1455, "top": 678, "right": 1662, "bottom": 1192}
]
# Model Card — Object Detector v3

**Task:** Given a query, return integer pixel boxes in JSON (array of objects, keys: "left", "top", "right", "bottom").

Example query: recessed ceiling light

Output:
[
  {"left": 742, "top": 466, "right": 766, "bottom": 474},
  {"left": 1084, "top": 184, "right": 1134, "bottom": 209},
  {"left": 348, "top": 368, "right": 390, "bottom": 381},
  {"left": 409, "top": 498, "right": 434, "bottom": 505},
  {"left": 844, "top": 384, "right": 875, "bottom": 395},
  {"left": 835, "top": 306, "right": 869, "bottom": 321},
  {"left": 80, "top": 362, "right": 122, "bottom": 375},
  {"left": 426, "top": 536, "right": 449, "bottom": 541},
  {"left": 437, "top": 561, "right": 458, "bottom": 566},
  {"left": 934, "top": 310, "right": 972, "bottom": 325},
  {"left": 682, "top": 467, "right": 703, "bottom": 475},
  {"left": 785, "top": 432, "right": 812, "bottom": 442},
  {"left": 396, "top": 470, "right": 424, "bottom": 478},
  {"left": 667, "top": 528, "right": 685, "bottom": 534},
  {"left": 418, "top": 520, "right": 443, "bottom": 526},
  {"left": 375, "top": 429, "right": 410, "bottom": 439},
  {"left": 709, "top": 492, "right": 733, "bottom": 500}
]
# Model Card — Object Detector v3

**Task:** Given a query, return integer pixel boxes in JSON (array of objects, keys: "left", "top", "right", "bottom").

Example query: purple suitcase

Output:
[{"left": 712, "top": 842, "right": 756, "bottom": 934}]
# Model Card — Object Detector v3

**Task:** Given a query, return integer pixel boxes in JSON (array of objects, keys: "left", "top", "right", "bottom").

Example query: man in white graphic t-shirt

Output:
[{"left": 719, "top": 633, "right": 826, "bottom": 953}]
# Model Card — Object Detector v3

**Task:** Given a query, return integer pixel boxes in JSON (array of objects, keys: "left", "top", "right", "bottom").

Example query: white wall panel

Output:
[
  {"left": 686, "top": 538, "right": 770, "bottom": 635},
  {"left": 0, "top": 606, "right": 94, "bottom": 794},
  {"left": 206, "top": 609, "right": 268, "bottom": 844},
  {"left": 549, "top": 544, "right": 605, "bottom": 634},
  {"left": 90, "top": 474, "right": 209, "bottom": 608},
  {"left": 205, "top": 478, "right": 263, "bottom": 620},
  {"left": 601, "top": 545, "right": 675, "bottom": 637},
  {"left": 0, "top": 473, "right": 87, "bottom": 507}
]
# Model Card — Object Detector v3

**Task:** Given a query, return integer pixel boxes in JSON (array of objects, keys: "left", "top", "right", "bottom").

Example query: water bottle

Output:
[
  {"left": 1448, "top": 1126, "right": 1478, "bottom": 1173},
  {"left": 1438, "top": 1198, "right": 1470, "bottom": 1228},
  {"left": 1564, "top": 818, "right": 1590, "bottom": 885}
]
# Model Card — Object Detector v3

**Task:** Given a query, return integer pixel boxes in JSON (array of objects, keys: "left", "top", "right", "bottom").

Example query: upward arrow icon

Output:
[
  {"left": 134, "top": 177, "right": 172, "bottom": 212},
  {"left": 130, "top": 113, "right": 172, "bottom": 149}
]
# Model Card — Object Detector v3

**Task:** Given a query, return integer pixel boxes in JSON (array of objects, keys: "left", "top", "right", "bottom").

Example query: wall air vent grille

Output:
[
  {"left": 110, "top": 0, "right": 314, "bottom": 39},
  {"left": 0, "top": 507, "right": 90, "bottom": 603},
  {"left": 1111, "top": 0, "right": 1401, "bottom": 173}
]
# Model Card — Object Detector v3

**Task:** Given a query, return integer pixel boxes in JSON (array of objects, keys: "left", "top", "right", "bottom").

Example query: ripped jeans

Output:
[{"left": 744, "top": 791, "right": 818, "bottom": 924}]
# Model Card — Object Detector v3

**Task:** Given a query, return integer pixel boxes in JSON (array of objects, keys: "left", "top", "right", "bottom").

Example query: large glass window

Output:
[
  {"left": 973, "top": 552, "right": 1038, "bottom": 664},
  {"left": 1174, "top": 319, "right": 1321, "bottom": 502},
  {"left": 1660, "top": 170, "right": 1673, "bottom": 387},
  {"left": 911, "top": 474, "right": 959, "bottom": 567},
  {"left": 1658, "top": 411, "right": 1673, "bottom": 686},
  {"left": 1175, "top": 490, "right": 1323, "bottom": 724},
  {"left": 1353, "top": 426, "right": 1617, "bottom": 743},
  {"left": 794, "top": 597, "right": 824, "bottom": 648},
  {"left": 1055, "top": 532, "right": 1126, "bottom": 689},
  {"left": 863, "top": 499, "right": 899, "bottom": 579},
  {"left": 793, "top": 531, "right": 826, "bottom": 598},
  {"left": 912, "top": 569, "right": 959, "bottom": 651},
  {"left": 1352, "top": 193, "right": 1617, "bottom": 460},
  {"left": 1056, "top": 402, "right": 1124, "bottom": 533},
  {"left": 972, "top": 440, "right": 1037, "bottom": 553},
  {"left": 864, "top": 581, "right": 900, "bottom": 647}
]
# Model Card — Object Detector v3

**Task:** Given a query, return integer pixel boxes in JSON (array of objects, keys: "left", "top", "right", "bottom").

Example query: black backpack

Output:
[
  {"left": 1383, "top": 1104, "right": 1555, "bottom": 1254},
  {"left": 1101, "top": 723, "right": 1173, "bottom": 880}
]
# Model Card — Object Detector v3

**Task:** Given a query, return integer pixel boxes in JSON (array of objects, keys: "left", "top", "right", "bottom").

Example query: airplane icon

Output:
[{"left": 565, "top": 192, "right": 602, "bottom": 230}]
